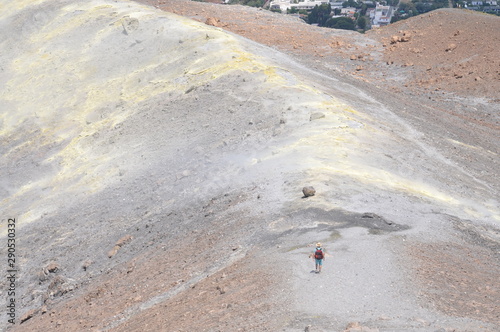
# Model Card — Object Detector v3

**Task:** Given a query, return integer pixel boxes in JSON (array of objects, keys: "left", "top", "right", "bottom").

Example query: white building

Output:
[
  {"left": 371, "top": 4, "right": 392, "bottom": 27},
  {"left": 270, "top": 0, "right": 332, "bottom": 12},
  {"left": 341, "top": 7, "right": 357, "bottom": 17},
  {"left": 470, "top": 0, "right": 498, "bottom": 4}
]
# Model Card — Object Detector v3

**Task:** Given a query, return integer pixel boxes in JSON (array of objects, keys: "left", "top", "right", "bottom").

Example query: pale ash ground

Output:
[{"left": 0, "top": 0, "right": 499, "bottom": 331}]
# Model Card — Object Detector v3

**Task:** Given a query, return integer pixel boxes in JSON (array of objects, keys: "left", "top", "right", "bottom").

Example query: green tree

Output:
[
  {"left": 308, "top": 4, "right": 332, "bottom": 26},
  {"left": 357, "top": 16, "right": 367, "bottom": 30},
  {"left": 342, "top": 0, "right": 361, "bottom": 8},
  {"left": 325, "top": 16, "right": 356, "bottom": 30},
  {"left": 234, "top": 0, "right": 265, "bottom": 7},
  {"left": 399, "top": 2, "right": 417, "bottom": 14}
]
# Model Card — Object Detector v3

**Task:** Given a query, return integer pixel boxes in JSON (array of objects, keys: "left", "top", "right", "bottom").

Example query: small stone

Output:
[
  {"left": 45, "top": 262, "right": 60, "bottom": 274},
  {"left": 109, "top": 235, "right": 133, "bottom": 258},
  {"left": 108, "top": 246, "right": 120, "bottom": 258},
  {"left": 344, "top": 321, "right": 379, "bottom": 331},
  {"left": 310, "top": 112, "right": 325, "bottom": 121},
  {"left": 20, "top": 309, "right": 37, "bottom": 324},
  {"left": 37, "top": 271, "right": 49, "bottom": 283},
  {"left": 217, "top": 285, "right": 226, "bottom": 294},
  {"left": 302, "top": 186, "right": 316, "bottom": 197},
  {"left": 445, "top": 43, "right": 457, "bottom": 52},
  {"left": 205, "top": 17, "right": 221, "bottom": 27},
  {"left": 115, "top": 234, "right": 133, "bottom": 247},
  {"left": 82, "top": 260, "right": 93, "bottom": 271},
  {"left": 390, "top": 35, "right": 399, "bottom": 44}
]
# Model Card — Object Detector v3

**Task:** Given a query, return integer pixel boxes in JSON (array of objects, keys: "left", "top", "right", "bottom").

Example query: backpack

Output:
[{"left": 314, "top": 248, "right": 324, "bottom": 260}]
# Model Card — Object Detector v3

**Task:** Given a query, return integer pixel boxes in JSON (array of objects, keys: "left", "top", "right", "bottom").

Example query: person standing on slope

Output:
[{"left": 309, "top": 242, "right": 325, "bottom": 273}]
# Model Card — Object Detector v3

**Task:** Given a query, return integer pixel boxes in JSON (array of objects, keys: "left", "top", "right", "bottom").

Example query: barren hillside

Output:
[{"left": 0, "top": 1, "right": 498, "bottom": 332}]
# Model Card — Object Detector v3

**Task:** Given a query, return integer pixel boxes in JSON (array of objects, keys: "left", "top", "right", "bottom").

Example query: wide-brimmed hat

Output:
[{"left": 316, "top": 242, "right": 321, "bottom": 247}]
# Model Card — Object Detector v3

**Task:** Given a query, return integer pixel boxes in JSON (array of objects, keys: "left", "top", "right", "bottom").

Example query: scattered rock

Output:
[
  {"left": 116, "top": 234, "right": 133, "bottom": 247},
  {"left": 44, "top": 262, "right": 60, "bottom": 274},
  {"left": 400, "top": 35, "right": 411, "bottom": 42},
  {"left": 310, "top": 112, "right": 325, "bottom": 121},
  {"left": 48, "top": 275, "right": 76, "bottom": 298},
  {"left": 108, "top": 235, "right": 133, "bottom": 258},
  {"left": 82, "top": 259, "right": 93, "bottom": 271},
  {"left": 37, "top": 270, "right": 50, "bottom": 283},
  {"left": 302, "top": 186, "right": 316, "bottom": 197},
  {"left": 445, "top": 43, "right": 457, "bottom": 52},
  {"left": 216, "top": 285, "right": 226, "bottom": 294},
  {"left": 390, "top": 34, "right": 410, "bottom": 44},
  {"left": 127, "top": 262, "right": 136, "bottom": 274},
  {"left": 108, "top": 246, "right": 120, "bottom": 258},
  {"left": 20, "top": 309, "right": 37, "bottom": 324},
  {"left": 121, "top": 17, "right": 139, "bottom": 35},
  {"left": 205, "top": 17, "right": 221, "bottom": 27},
  {"left": 344, "top": 322, "right": 379, "bottom": 332}
]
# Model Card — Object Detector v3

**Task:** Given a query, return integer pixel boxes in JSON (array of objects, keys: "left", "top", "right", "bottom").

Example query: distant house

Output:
[
  {"left": 469, "top": 0, "right": 497, "bottom": 4},
  {"left": 270, "top": 0, "right": 332, "bottom": 12},
  {"left": 341, "top": 7, "right": 357, "bottom": 17},
  {"left": 371, "top": 4, "right": 392, "bottom": 28},
  {"left": 330, "top": 1, "right": 344, "bottom": 9}
]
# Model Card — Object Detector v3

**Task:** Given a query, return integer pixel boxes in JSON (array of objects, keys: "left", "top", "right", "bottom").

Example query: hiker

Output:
[{"left": 309, "top": 242, "right": 325, "bottom": 273}]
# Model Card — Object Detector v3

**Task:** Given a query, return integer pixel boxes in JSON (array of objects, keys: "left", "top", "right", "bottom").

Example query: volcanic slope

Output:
[{"left": 0, "top": 1, "right": 499, "bottom": 331}]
